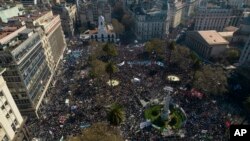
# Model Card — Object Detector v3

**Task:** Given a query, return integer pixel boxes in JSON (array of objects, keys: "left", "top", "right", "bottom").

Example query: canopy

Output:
[
  {"left": 131, "top": 77, "right": 141, "bottom": 83},
  {"left": 65, "top": 99, "right": 69, "bottom": 104},
  {"left": 107, "top": 80, "right": 119, "bottom": 86},
  {"left": 167, "top": 75, "right": 180, "bottom": 82},
  {"left": 117, "top": 61, "right": 125, "bottom": 66}
]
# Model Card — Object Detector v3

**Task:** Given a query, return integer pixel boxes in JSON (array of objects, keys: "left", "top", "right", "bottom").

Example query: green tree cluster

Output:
[
  {"left": 68, "top": 123, "right": 124, "bottom": 141},
  {"left": 112, "top": 19, "right": 124, "bottom": 37},
  {"left": 193, "top": 65, "right": 228, "bottom": 95},
  {"left": 145, "top": 39, "right": 165, "bottom": 59}
]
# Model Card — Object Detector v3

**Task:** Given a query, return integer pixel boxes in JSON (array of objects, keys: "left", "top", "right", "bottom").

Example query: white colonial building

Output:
[{"left": 80, "top": 16, "right": 116, "bottom": 42}]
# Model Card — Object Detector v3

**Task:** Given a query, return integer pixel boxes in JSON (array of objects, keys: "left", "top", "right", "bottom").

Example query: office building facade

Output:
[{"left": 0, "top": 68, "right": 30, "bottom": 141}]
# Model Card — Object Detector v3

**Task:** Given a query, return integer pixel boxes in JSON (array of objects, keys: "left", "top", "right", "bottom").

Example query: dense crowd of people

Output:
[{"left": 27, "top": 40, "right": 236, "bottom": 141}]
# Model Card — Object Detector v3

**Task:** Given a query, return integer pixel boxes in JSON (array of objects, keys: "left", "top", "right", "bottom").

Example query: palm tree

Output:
[
  {"left": 105, "top": 62, "right": 118, "bottom": 93},
  {"left": 107, "top": 103, "right": 125, "bottom": 126},
  {"left": 168, "top": 41, "right": 176, "bottom": 64}
]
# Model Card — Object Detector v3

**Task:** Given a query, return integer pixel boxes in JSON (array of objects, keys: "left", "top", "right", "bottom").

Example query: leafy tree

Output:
[
  {"left": 107, "top": 103, "right": 125, "bottom": 126},
  {"left": 103, "top": 43, "right": 118, "bottom": 60},
  {"left": 68, "top": 122, "right": 124, "bottom": 141},
  {"left": 226, "top": 48, "right": 240, "bottom": 64},
  {"left": 89, "top": 59, "right": 106, "bottom": 78},
  {"left": 171, "top": 45, "right": 192, "bottom": 70},
  {"left": 121, "top": 13, "right": 134, "bottom": 31},
  {"left": 105, "top": 62, "right": 118, "bottom": 81},
  {"left": 111, "top": 19, "right": 124, "bottom": 37},
  {"left": 190, "top": 51, "right": 199, "bottom": 63},
  {"left": 145, "top": 39, "right": 165, "bottom": 59},
  {"left": 193, "top": 65, "right": 228, "bottom": 95}
]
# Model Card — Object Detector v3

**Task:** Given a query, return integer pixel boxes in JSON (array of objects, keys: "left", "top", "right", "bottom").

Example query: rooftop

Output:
[
  {"left": 9, "top": 11, "right": 50, "bottom": 22},
  {"left": 218, "top": 31, "right": 234, "bottom": 37},
  {"left": 0, "top": 26, "right": 19, "bottom": 40},
  {"left": 223, "top": 26, "right": 239, "bottom": 32},
  {"left": 198, "top": 30, "right": 229, "bottom": 45}
]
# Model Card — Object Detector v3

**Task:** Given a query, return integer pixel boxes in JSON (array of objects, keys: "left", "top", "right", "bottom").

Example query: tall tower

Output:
[
  {"left": 98, "top": 15, "right": 106, "bottom": 32},
  {"left": 161, "top": 94, "right": 171, "bottom": 120}
]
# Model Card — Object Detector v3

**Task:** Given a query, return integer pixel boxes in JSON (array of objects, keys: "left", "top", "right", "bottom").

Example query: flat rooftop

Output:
[
  {"left": 224, "top": 26, "right": 239, "bottom": 32},
  {"left": 0, "top": 26, "right": 19, "bottom": 40},
  {"left": 198, "top": 30, "right": 229, "bottom": 45},
  {"left": 9, "top": 11, "right": 50, "bottom": 22},
  {"left": 218, "top": 31, "right": 234, "bottom": 37}
]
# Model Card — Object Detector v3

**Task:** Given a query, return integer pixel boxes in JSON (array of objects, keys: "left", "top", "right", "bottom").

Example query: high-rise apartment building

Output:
[
  {"left": 168, "top": 0, "right": 185, "bottom": 28},
  {"left": 0, "top": 26, "right": 52, "bottom": 117},
  {"left": 1, "top": 11, "right": 67, "bottom": 117},
  {"left": 127, "top": 0, "right": 170, "bottom": 41},
  {"left": 227, "top": 0, "right": 244, "bottom": 8},
  {"left": 0, "top": 68, "right": 30, "bottom": 141},
  {"left": 239, "top": 35, "right": 250, "bottom": 66},
  {"left": 78, "top": 0, "right": 111, "bottom": 26},
  {"left": 9, "top": 11, "right": 67, "bottom": 73},
  {"left": 52, "top": 2, "right": 77, "bottom": 37},
  {"left": 194, "top": 0, "right": 243, "bottom": 31}
]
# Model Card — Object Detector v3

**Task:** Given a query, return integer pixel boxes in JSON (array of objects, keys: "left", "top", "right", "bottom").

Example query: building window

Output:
[
  {"left": 11, "top": 123, "right": 16, "bottom": 132},
  {"left": 6, "top": 114, "right": 10, "bottom": 118},
  {"left": 1, "top": 105, "right": 5, "bottom": 110},
  {"left": 14, "top": 119, "right": 18, "bottom": 125},
  {"left": 2, "top": 135, "right": 9, "bottom": 141}
]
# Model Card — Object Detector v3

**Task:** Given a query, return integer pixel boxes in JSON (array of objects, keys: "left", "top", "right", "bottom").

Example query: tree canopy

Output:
[
  {"left": 193, "top": 65, "right": 228, "bottom": 95},
  {"left": 145, "top": 39, "right": 165, "bottom": 55},
  {"left": 121, "top": 13, "right": 134, "bottom": 31},
  {"left": 112, "top": 19, "right": 124, "bottom": 35},
  {"left": 103, "top": 43, "right": 118, "bottom": 58},
  {"left": 68, "top": 122, "right": 124, "bottom": 141},
  {"left": 105, "top": 62, "right": 118, "bottom": 78},
  {"left": 89, "top": 59, "right": 106, "bottom": 78}
]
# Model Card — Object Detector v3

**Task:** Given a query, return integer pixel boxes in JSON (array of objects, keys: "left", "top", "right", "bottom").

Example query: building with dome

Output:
[
  {"left": 126, "top": 0, "right": 170, "bottom": 41},
  {"left": 80, "top": 15, "right": 116, "bottom": 42}
]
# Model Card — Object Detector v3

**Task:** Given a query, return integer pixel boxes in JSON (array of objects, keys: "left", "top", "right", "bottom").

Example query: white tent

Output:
[
  {"left": 65, "top": 99, "right": 69, "bottom": 106},
  {"left": 117, "top": 61, "right": 125, "bottom": 66},
  {"left": 131, "top": 77, "right": 141, "bottom": 83}
]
